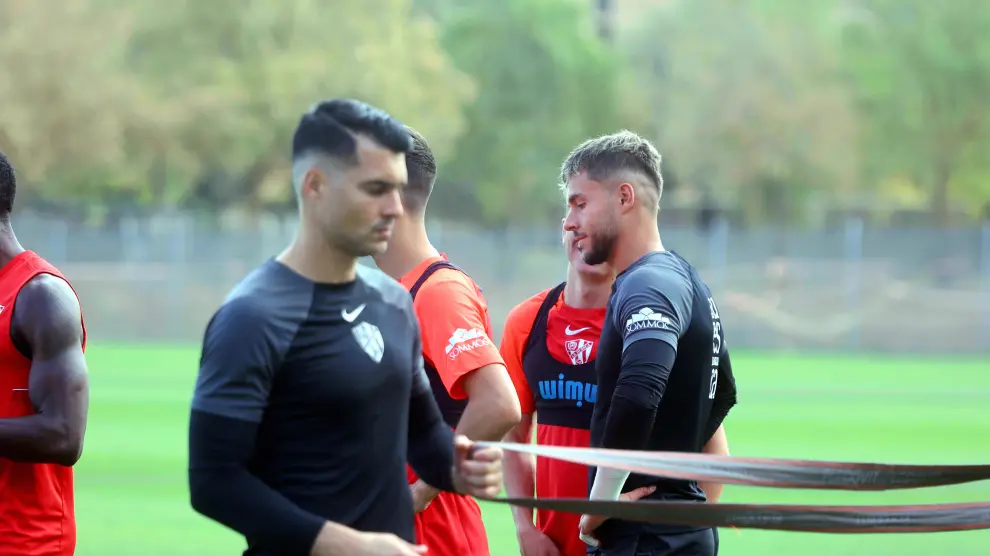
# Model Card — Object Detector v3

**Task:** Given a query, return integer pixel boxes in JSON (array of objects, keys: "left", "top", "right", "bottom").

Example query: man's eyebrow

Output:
[
  {"left": 361, "top": 179, "right": 405, "bottom": 189},
  {"left": 567, "top": 193, "right": 584, "bottom": 205}
]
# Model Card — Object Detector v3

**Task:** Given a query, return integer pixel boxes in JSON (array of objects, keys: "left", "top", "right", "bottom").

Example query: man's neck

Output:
[
  {"left": 277, "top": 227, "right": 357, "bottom": 284},
  {"left": 563, "top": 275, "right": 611, "bottom": 309},
  {"left": 372, "top": 219, "right": 438, "bottom": 281},
  {"left": 611, "top": 212, "right": 664, "bottom": 275},
  {"left": 0, "top": 223, "right": 24, "bottom": 268}
]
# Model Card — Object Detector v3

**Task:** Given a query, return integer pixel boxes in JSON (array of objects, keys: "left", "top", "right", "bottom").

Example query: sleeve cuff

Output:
[{"left": 589, "top": 467, "right": 631, "bottom": 500}]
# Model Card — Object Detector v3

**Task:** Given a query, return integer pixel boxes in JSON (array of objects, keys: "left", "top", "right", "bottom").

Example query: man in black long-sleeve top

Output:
[
  {"left": 187, "top": 99, "right": 503, "bottom": 556},
  {"left": 560, "top": 130, "right": 738, "bottom": 556}
]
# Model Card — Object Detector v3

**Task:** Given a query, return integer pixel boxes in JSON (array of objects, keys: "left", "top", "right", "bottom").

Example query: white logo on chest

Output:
[
  {"left": 352, "top": 321, "right": 384, "bottom": 363},
  {"left": 0, "top": 304, "right": 5, "bottom": 316},
  {"left": 342, "top": 304, "right": 366, "bottom": 322},
  {"left": 564, "top": 338, "right": 594, "bottom": 365},
  {"left": 564, "top": 325, "right": 590, "bottom": 336}
]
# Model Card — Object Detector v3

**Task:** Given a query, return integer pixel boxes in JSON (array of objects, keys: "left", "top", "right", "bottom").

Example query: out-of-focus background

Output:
[{"left": 3, "top": 0, "right": 989, "bottom": 554}]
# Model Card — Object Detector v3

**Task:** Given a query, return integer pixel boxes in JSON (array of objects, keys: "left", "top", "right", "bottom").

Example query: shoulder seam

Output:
[{"left": 278, "top": 287, "right": 314, "bottom": 365}]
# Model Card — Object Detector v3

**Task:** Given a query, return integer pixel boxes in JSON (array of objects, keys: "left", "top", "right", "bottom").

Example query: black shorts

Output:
[{"left": 591, "top": 527, "right": 719, "bottom": 556}]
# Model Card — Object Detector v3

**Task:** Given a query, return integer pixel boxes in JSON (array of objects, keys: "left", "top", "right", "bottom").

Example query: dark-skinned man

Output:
[{"left": 0, "top": 149, "right": 90, "bottom": 556}]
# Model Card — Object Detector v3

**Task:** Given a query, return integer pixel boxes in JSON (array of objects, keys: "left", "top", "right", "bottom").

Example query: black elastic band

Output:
[
  {"left": 474, "top": 442, "right": 990, "bottom": 534},
  {"left": 486, "top": 497, "right": 990, "bottom": 534}
]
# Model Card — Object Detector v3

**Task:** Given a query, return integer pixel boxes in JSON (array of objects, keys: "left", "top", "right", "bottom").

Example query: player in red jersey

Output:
[
  {"left": 373, "top": 127, "right": 521, "bottom": 556},
  {"left": 501, "top": 225, "right": 730, "bottom": 556},
  {"left": 0, "top": 150, "right": 90, "bottom": 556}
]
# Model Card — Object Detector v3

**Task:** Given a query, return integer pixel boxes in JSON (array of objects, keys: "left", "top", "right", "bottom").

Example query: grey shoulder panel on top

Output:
[
  {"left": 220, "top": 261, "right": 315, "bottom": 357},
  {"left": 357, "top": 264, "right": 413, "bottom": 313}
]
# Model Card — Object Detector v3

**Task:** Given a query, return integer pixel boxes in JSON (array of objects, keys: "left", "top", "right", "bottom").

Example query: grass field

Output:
[{"left": 74, "top": 345, "right": 989, "bottom": 555}]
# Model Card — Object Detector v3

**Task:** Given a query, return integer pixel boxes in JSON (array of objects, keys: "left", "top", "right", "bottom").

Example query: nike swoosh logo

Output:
[
  {"left": 564, "top": 325, "right": 591, "bottom": 336},
  {"left": 342, "top": 304, "right": 366, "bottom": 323}
]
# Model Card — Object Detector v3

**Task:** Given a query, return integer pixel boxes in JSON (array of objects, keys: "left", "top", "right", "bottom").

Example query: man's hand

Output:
[
  {"left": 309, "top": 523, "right": 427, "bottom": 556},
  {"left": 578, "top": 485, "right": 655, "bottom": 547},
  {"left": 450, "top": 435, "right": 502, "bottom": 498},
  {"left": 410, "top": 480, "right": 440, "bottom": 513},
  {"left": 516, "top": 523, "right": 561, "bottom": 556}
]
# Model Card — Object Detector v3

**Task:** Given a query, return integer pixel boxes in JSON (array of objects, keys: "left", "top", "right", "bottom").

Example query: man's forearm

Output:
[
  {"left": 599, "top": 394, "right": 658, "bottom": 451},
  {"left": 189, "top": 411, "right": 326, "bottom": 555},
  {"left": 190, "top": 466, "right": 327, "bottom": 554},
  {"left": 413, "top": 382, "right": 522, "bottom": 505},
  {"left": 502, "top": 416, "right": 536, "bottom": 528},
  {"left": 700, "top": 424, "right": 729, "bottom": 502},
  {"left": 0, "top": 415, "right": 80, "bottom": 465},
  {"left": 589, "top": 467, "right": 632, "bottom": 500},
  {"left": 407, "top": 390, "right": 457, "bottom": 493},
  {"left": 455, "top": 397, "right": 519, "bottom": 441},
  {"left": 408, "top": 421, "right": 456, "bottom": 493},
  {"left": 599, "top": 341, "right": 675, "bottom": 451}
]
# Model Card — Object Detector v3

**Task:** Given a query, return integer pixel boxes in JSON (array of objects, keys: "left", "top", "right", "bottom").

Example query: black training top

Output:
[
  {"left": 589, "top": 250, "right": 738, "bottom": 540},
  {"left": 187, "top": 259, "right": 456, "bottom": 556}
]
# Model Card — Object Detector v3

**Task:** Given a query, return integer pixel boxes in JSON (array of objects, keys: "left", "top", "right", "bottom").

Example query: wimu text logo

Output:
[{"left": 537, "top": 374, "right": 597, "bottom": 407}]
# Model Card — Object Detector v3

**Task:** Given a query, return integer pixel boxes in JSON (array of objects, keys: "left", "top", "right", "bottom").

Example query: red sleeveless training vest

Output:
[{"left": 0, "top": 250, "right": 86, "bottom": 556}]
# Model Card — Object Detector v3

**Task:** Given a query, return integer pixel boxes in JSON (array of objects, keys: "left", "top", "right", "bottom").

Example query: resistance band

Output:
[{"left": 477, "top": 442, "right": 990, "bottom": 534}]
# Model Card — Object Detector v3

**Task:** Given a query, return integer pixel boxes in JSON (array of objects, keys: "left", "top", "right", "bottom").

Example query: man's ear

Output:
[
  {"left": 617, "top": 182, "right": 636, "bottom": 213},
  {"left": 301, "top": 167, "right": 324, "bottom": 200}
]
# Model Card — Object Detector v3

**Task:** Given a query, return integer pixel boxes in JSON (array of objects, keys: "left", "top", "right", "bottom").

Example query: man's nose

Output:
[
  {"left": 563, "top": 211, "right": 579, "bottom": 232},
  {"left": 382, "top": 189, "right": 404, "bottom": 218}
]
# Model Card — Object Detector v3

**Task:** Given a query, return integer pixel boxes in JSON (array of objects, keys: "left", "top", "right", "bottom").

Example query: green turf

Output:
[{"left": 74, "top": 346, "right": 990, "bottom": 555}]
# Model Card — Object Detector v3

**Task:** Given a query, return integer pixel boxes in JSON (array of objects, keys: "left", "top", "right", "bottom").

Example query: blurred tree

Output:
[
  {"left": 0, "top": 0, "right": 169, "bottom": 215},
  {"left": 125, "top": 0, "right": 476, "bottom": 211},
  {"left": 622, "top": 0, "right": 859, "bottom": 225},
  {"left": 436, "top": 0, "right": 634, "bottom": 227},
  {"left": 839, "top": 0, "right": 990, "bottom": 224}
]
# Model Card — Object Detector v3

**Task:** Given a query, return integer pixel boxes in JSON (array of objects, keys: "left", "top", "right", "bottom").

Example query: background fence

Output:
[{"left": 15, "top": 213, "right": 990, "bottom": 354}]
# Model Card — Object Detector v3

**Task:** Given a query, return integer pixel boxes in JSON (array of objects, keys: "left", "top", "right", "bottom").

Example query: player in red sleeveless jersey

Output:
[
  {"left": 372, "top": 128, "right": 521, "bottom": 556},
  {"left": 501, "top": 225, "right": 729, "bottom": 556},
  {"left": 0, "top": 151, "right": 90, "bottom": 556}
]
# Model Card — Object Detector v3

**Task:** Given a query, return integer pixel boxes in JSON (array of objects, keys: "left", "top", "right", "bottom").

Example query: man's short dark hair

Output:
[
  {"left": 402, "top": 126, "right": 436, "bottom": 212},
  {"left": 0, "top": 150, "right": 15, "bottom": 221},
  {"left": 291, "top": 99, "right": 412, "bottom": 165},
  {"left": 559, "top": 130, "right": 664, "bottom": 208}
]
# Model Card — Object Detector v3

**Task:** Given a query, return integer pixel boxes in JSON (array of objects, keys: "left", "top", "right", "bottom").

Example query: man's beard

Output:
[
  {"left": 328, "top": 228, "right": 384, "bottom": 259},
  {"left": 581, "top": 227, "right": 617, "bottom": 266}
]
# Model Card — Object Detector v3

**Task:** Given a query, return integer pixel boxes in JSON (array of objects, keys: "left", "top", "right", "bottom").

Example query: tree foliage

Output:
[
  {"left": 1, "top": 0, "right": 988, "bottom": 226},
  {"left": 125, "top": 0, "right": 476, "bottom": 209},
  {"left": 0, "top": 0, "right": 160, "bottom": 209},
  {"left": 838, "top": 0, "right": 990, "bottom": 222},
  {"left": 1, "top": 0, "right": 474, "bottom": 215},
  {"left": 622, "top": 0, "right": 859, "bottom": 224},
  {"left": 436, "top": 0, "right": 632, "bottom": 226}
]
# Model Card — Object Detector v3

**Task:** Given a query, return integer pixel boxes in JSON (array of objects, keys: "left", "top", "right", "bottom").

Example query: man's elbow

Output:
[
  {"left": 53, "top": 441, "right": 83, "bottom": 467},
  {"left": 188, "top": 469, "right": 221, "bottom": 517},
  {"left": 713, "top": 393, "right": 737, "bottom": 421},
  {"left": 48, "top": 421, "right": 85, "bottom": 467},
  {"left": 461, "top": 367, "right": 522, "bottom": 438},
  {"left": 475, "top": 394, "right": 521, "bottom": 439}
]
